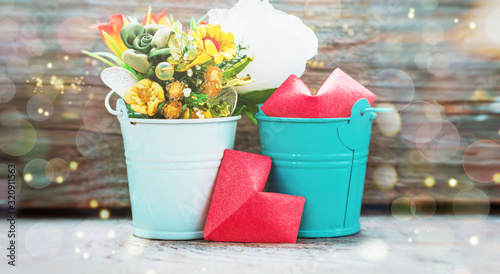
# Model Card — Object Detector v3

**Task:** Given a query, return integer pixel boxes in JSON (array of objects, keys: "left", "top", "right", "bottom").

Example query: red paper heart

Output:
[
  {"left": 261, "top": 68, "right": 376, "bottom": 118},
  {"left": 203, "top": 149, "right": 305, "bottom": 243}
]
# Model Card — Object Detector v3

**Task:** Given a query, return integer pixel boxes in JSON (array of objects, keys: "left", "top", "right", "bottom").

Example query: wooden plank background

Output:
[{"left": 0, "top": 0, "right": 499, "bottom": 211}]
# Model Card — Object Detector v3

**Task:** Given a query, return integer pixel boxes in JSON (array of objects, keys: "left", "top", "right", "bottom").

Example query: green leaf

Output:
[
  {"left": 126, "top": 104, "right": 138, "bottom": 118},
  {"left": 190, "top": 17, "right": 196, "bottom": 32},
  {"left": 102, "top": 30, "right": 125, "bottom": 58},
  {"left": 82, "top": 50, "right": 142, "bottom": 80},
  {"left": 245, "top": 110, "right": 257, "bottom": 124},
  {"left": 81, "top": 50, "right": 116, "bottom": 67},
  {"left": 196, "top": 14, "right": 208, "bottom": 27},
  {"left": 238, "top": 88, "right": 276, "bottom": 104},
  {"left": 158, "top": 101, "right": 166, "bottom": 112},
  {"left": 222, "top": 56, "right": 253, "bottom": 83},
  {"left": 93, "top": 51, "right": 141, "bottom": 79}
]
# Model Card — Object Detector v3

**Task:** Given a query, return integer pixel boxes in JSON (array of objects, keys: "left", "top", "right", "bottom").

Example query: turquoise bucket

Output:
[
  {"left": 105, "top": 91, "right": 240, "bottom": 240},
  {"left": 256, "top": 99, "right": 388, "bottom": 238}
]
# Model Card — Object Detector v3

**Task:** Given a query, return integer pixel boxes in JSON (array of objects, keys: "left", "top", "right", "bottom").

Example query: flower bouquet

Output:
[
  {"left": 84, "top": 0, "right": 318, "bottom": 240},
  {"left": 86, "top": 9, "right": 252, "bottom": 119}
]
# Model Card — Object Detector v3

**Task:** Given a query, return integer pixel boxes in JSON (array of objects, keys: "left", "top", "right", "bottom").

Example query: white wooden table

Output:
[{"left": 2, "top": 216, "right": 499, "bottom": 274}]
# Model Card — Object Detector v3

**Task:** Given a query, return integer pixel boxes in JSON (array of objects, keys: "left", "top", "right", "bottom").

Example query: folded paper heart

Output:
[
  {"left": 203, "top": 149, "right": 305, "bottom": 243},
  {"left": 261, "top": 68, "right": 376, "bottom": 118}
]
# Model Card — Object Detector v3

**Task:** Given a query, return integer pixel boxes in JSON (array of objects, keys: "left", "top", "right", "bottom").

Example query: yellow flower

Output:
[
  {"left": 182, "top": 107, "right": 212, "bottom": 119},
  {"left": 124, "top": 79, "right": 165, "bottom": 116},
  {"left": 202, "top": 66, "right": 223, "bottom": 97},
  {"left": 163, "top": 100, "right": 183, "bottom": 119},
  {"left": 191, "top": 24, "right": 237, "bottom": 65},
  {"left": 166, "top": 81, "right": 184, "bottom": 99}
]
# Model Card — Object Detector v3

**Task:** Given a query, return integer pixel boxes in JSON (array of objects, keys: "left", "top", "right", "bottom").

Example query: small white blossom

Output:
[
  {"left": 196, "top": 110, "right": 204, "bottom": 119},
  {"left": 183, "top": 88, "right": 192, "bottom": 97},
  {"left": 187, "top": 68, "right": 193, "bottom": 77}
]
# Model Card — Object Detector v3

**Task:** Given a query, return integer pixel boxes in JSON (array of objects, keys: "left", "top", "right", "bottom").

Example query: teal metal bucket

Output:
[
  {"left": 256, "top": 99, "right": 387, "bottom": 238},
  {"left": 106, "top": 91, "right": 241, "bottom": 240}
]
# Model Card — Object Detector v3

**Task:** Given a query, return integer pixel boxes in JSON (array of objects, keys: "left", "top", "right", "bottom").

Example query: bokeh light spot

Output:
[
  {"left": 373, "top": 69, "right": 415, "bottom": 110},
  {"left": 357, "top": 239, "right": 388, "bottom": 262},
  {"left": 76, "top": 126, "right": 107, "bottom": 159},
  {"left": 69, "top": 161, "right": 78, "bottom": 171},
  {"left": 100, "top": 209, "right": 110, "bottom": 220},
  {"left": 485, "top": 9, "right": 500, "bottom": 42},
  {"left": 453, "top": 188, "right": 490, "bottom": 222},
  {"left": 107, "top": 230, "right": 116, "bottom": 239},
  {"left": 0, "top": 75, "right": 16, "bottom": 103},
  {"left": 411, "top": 194, "right": 436, "bottom": 219},
  {"left": 25, "top": 222, "right": 62, "bottom": 259},
  {"left": 416, "top": 120, "right": 460, "bottom": 162},
  {"left": 27, "top": 95, "right": 54, "bottom": 121},
  {"left": 469, "top": 235, "right": 479, "bottom": 246},
  {"left": 493, "top": 173, "right": 500, "bottom": 184},
  {"left": 448, "top": 178, "right": 458, "bottom": 188},
  {"left": 0, "top": 119, "right": 37, "bottom": 156},
  {"left": 400, "top": 101, "right": 442, "bottom": 143},
  {"left": 373, "top": 164, "right": 398, "bottom": 190},
  {"left": 124, "top": 236, "right": 148, "bottom": 257},
  {"left": 463, "top": 140, "right": 500, "bottom": 183},
  {"left": 424, "top": 176, "right": 435, "bottom": 188},
  {"left": 45, "top": 158, "right": 69, "bottom": 183},
  {"left": 24, "top": 172, "right": 33, "bottom": 182},
  {"left": 58, "top": 17, "right": 98, "bottom": 54},
  {"left": 391, "top": 197, "right": 412, "bottom": 221},
  {"left": 76, "top": 230, "right": 84, "bottom": 239},
  {"left": 374, "top": 103, "right": 401, "bottom": 136},
  {"left": 24, "top": 159, "right": 51, "bottom": 189},
  {"left": 89, "top": 199, "right": 98, "bottom": 209}
]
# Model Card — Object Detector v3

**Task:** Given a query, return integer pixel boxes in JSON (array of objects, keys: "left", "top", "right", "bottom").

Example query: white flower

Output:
[
  {"left": 208, "top": 0, "right": 318, "bottom": 92},
  {"left": 196, "top": 110, "right": 204, "bottom": 119},
  {"left": 183, "top": 88, "right": 192, "bottom": 97}
]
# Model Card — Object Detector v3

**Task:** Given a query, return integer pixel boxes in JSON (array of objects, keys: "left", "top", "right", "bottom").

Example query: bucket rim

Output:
[
  {"left": 254, "top": 113, "right": 350, "bottom": 123},
  {"left": 128, "top": 115, "right": 241, "bottom": 124}
]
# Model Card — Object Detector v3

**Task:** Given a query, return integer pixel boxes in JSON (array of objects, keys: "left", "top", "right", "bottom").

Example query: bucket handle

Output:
[
  {"left": 338, "top": 99, "right": 394, "bottom": 151},
  {"left": 360, "top": 107, "right": 393, "bottom": 115},
  {"left": 105, "top": 90, "right": 124, "bottom": 117}
]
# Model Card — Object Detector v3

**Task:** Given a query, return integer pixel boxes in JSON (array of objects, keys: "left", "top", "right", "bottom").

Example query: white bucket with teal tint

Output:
[{"left": 105, "top": 91, "right": 240, "bottom": 240}]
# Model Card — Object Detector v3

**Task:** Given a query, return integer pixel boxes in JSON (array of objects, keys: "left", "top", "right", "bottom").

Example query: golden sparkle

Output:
[
  {"left": 424, "top": 176, "right": 435, "bottom": 188},
  {"left": 89, "top": 199, "right": 99, "bottom": 209},
  {"left": 99, "top": 209, "right": 110, "bottom": 220},
  {"left": 469, "top": 235, "right": 479, "bottom": 246},
  {"left": 76, "top": 231, "right": 84, "bottom": 239},
  {"left": 24, "top": 173, "right": 33, "bottom": 182},
  {"left": 493, "top": 173, "right": 500, "bottom": 184}
]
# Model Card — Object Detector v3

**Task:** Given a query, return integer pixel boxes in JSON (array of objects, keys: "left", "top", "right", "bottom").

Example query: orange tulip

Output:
[
  {"left": 93, "top": 14, "right": 129, "bottom": 59},
  {"left": 141, "top": 8, "right": 172, "bottom": 27}
]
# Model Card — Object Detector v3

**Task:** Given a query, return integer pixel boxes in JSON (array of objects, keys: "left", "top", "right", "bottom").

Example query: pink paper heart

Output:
[
  {"left": 261, "top": 68, "right": 376, "bottom": 118},
  {"left": 203, "top": 149, "right": 305, "bottom": 243}
]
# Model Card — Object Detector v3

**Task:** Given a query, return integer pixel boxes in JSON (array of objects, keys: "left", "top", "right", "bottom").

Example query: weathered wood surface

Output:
[
  {"left": 0, "top": 0, "right": 499, "bottom": 209},
  {"left": 3, "top": 216, "right": 500, "bottom": 273}
]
